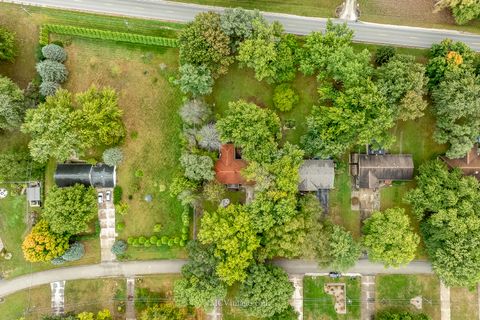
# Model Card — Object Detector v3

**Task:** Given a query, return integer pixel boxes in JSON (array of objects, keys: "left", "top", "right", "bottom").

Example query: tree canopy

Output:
[
  {"left": 326, "top": 225, "right": 361, "bottom": 271},
  {"left": 0, "top": 75, "right": 26, "bottom": 131},
  {"left": 405, "top": 160, "right": 480, "bottom": 286},
  {"left": 220, "top": 8, "right": 264, "bottom": 48},
  {"left": 435, "top": 0, "right": 480, "bottom": 25},
  {"left": 198, "top": 204, "right": 260, "bottom": 285},
  {"left": 42, "top": 184, "right": 97, "bottom": 235},
  {"left": 237, "top": 263, "right": 294, "bottom": 318},
  {"left": 0, "top": 148, "right": 44, "bottom": 181},
  {"left": 0, "top": 27, "right": 15, "bottom": 62},
  {"left": 22, "top": 220, "right": 70, "bottom": 262},
  {"left": 216, "top": 100, "right": 281, "bottom": 162},
  {"left": 363, "top": 208, "right": 419, "bottom": 267}
]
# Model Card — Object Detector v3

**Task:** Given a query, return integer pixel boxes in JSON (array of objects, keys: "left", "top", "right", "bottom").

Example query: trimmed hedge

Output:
[{"left": 40, "top": 24, "right": 178, "bottom": 47}]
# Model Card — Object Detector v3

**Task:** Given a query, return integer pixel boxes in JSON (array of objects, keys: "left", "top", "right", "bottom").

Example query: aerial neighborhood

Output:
[{"left": 0, "top": 0, "right": 479, "bottom": 319}]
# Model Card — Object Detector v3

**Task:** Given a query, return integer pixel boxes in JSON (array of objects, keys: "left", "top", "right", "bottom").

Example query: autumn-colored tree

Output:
[{"left": 22, "top": 220, "right": 69, "bottom": 262}]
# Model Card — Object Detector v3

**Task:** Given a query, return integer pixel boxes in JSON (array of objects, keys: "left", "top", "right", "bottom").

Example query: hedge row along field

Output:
[{"left": 39, "top": 24, "right": 178, "bottom": 47}]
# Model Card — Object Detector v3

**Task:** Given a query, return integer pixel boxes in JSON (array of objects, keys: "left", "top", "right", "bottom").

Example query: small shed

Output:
[
  {"left": 298, "top": 160, "right": 335, "bottom": 191},
  {"left": 26, "top": 183, "right": 41, "bottom": 207},
  {"left": 54, "top": 163, "right": 116, "bottom": 188}
]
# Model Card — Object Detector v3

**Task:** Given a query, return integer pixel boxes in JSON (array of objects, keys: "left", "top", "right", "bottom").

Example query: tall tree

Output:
[
  {"left": 198, "top": 204, "right": 260, "bottom": 285},
  {"left": 76, "top": 86, "right": 125, "bottom": 148},
  {"left": 376, "top": 55, "right": 427, "bottom": 121},
  {"left": 21, "top": 89, "right": 82, "bottom": 162},
  {"left": 0, "top": 75, "right": 26, "bottom": 130},
  {"left": 327, "top": 225, "right": 361, "bottom": 271},
  {"left": 431, "top": 69, "right": 480, "bottom": 159},
  {"left": 405, "top": 160, "right": 480, "bottom": 286},
  {"left": 0, "top": 148, "right": 44, "bottom": 181},
  {"left": 435, "top": 0, "right": 480, "bottom": 25},
  {"left": 176, "top": 64, "right": 214, "bottom": 97},
  {"left": 42, "top": 184, "right": 97, "bottom": 235},
  {"left": 216, "top": 100, "right": 281, "bottom": 162},
  {"left": 0, "top": 27, "right": 15, "bottom": 62},
  {"left": 363, "top": 208, "right": 419, "bottom": 267},
  {"left": 237, "top": 263, "right": 294, "bottom": 318},
  {"left": 178, "top": 12, "right": 232, "bottom": 78},
  {"left": 220, "top": 8, "right": 265, "bottom": 48},
  {"left": 174, "top": 242, "right": 227, "bottom": 309},
  {"left": 22, "top": 220, "right": 70, "bottom": 262}
]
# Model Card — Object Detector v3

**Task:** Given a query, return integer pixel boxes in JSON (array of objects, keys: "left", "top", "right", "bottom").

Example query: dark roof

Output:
[
  {"left": 441, "top": 145, "right": 480, "bottom": 180},
  {"left": 298, "top": 160, "right": 335, "bottom": 191},
  {"left": 354, "top": 154, "right": 414, "bottom": 189},
  {"left": 54, "top": 164, "right": 116, "bottom": 188},
  {"left": 215, "top": 144, "right": 248, "bottom": 185}
]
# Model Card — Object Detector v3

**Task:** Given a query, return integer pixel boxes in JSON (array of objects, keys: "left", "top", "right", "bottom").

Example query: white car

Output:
[
  {"left": 106, "top": 190, "right": 111, "bottom": 202},
  {"left": 98, "top": 192, "right": 104, "bottom": 204}
]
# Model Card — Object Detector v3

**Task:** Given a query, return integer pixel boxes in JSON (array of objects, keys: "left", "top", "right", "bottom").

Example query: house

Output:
[
  {"left": 298, "top": 160, "right": 335, "bottom": 192},
  {"left": 350, "top": 153, "right": 414, "bottom": 189},
  {"left": 26, "top": 182, "right": 41, "bottom": 207},
  {"left": 214, "top": 144, "right": 249, "bottom": 188},
  {"left": 54, "top": 163, "right": 116, "bottom": 188},
  {"left": 440, "top": 145, "right": 480, "bottom": 180}
]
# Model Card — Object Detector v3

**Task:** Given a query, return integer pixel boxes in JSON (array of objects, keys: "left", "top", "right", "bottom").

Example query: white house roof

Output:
[{"left": 298, "top": 160, "right": 335, "bottom": 191}]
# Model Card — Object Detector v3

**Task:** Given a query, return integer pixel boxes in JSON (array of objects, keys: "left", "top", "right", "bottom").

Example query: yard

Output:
[
  {"left": 450, "top": 286, "right": 479, "bottom": 320},
  {"left": 303, "top": 275, "right": 361, "bottom": 320},
  {"left": 0, "top": 285, "right": 51, "bottom": 320},
  {"left": 376, "top": 275, "right": 441, "bottom": 320}
]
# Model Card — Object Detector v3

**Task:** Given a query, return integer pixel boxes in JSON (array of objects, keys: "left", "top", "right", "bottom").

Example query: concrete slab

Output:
[
  {"left": 361, "top": 275, "right": 375, "bottom": 320},
  {"left": 289, "top": 274, "right": 303, "bottom": 320},
  {"left": 51, "top": 280, "right": 65, "bottom": 315},
  {"left": 440, "top": 281, "right": 451, "bottom": 320}
]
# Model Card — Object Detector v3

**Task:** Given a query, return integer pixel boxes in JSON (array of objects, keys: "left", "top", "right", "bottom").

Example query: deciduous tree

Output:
[
  {"left": 197, "top": 123, "right": 221, "bottom": 151},
  {"left": 0, "top": 75, "right": 26, "bottom": 130},
  {"left": 22, "top": 220, "right": 70, "bottom": 262},
  {"left": 198, "top": 204, "right": 260, "bottom": 285},
  {"left": 179, "top": 99, "right": 211, "bottom": 126},
  {"left": 435, "top": 0, "right": 480, "bottom": 25},
  {"left": 176, "top": 64, "right": 214, "bottom": 97},
  {"left": 0, "top": 27, "right": 15, "bottom": 62},
  {"left": 220, "top": 8, "right": 265, "bottom": 48},
  {"left": 179, "top": 152, "right": 215, "bottom": 181},
  {"left": 42, "top": 184, "right": 97, "bottom": 235},
  {"left": 363, "top": 208, "right": 419, "bottom": 267},
  {"left": 0, "top": 148, "right": 44, "bottom": 181},
  {"left": 237, "top": 263, "right": 293, "bottom": 318},
  {"left": 327, "top": 225, "right": 361, "bottom": 271},
  {"left": 273, "top": 83, "right": 299, "bottom": 112}
]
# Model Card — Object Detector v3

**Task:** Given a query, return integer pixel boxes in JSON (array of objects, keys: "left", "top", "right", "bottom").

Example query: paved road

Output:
[
  {"left": 0, "top": 259, "right": 432, "bottom": 298},
  {"left": 3, "top": 0, "right": 480, "bottom": 50}
]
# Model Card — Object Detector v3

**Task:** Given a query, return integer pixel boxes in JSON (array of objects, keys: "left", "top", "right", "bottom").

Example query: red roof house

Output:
[{"left": 215, "top": 144, "right": 248, "bottom": 185}]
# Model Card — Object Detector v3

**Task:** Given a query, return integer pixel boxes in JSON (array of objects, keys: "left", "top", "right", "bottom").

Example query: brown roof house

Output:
[
  {"left": 441, "top": 145, "right": 480, "bottom": 180},
  {"left": 298, "top": 160, "right": 335, "bottom": 191},
  {"left": 215, "top": 144, "right": 249, "bottom": 187},
  {"left": 350, "top": 153, "right": 414, "bottom": 189}
]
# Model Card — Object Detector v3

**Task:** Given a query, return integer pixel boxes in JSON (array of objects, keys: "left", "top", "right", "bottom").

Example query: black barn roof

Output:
[{"left": 54, "top": 164, "right": 116, "bottom": 188}]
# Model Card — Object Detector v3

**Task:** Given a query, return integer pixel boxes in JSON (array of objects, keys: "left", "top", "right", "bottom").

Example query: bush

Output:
[
  {"left": 182, "top": 234, "right": 188, "bottom": 241},
  {"left": 203, "top": 179, "right": 226, "bottom": 203},
  {"left": 61, "top": 242, "right": 85, "bottom": 262},
  {"left": 150, "top": 235, "right": 158, "bottom": 243},
  {"left": 51, "top": 257, "right": 65, "bottom": 265},
  {"left": 153, "top": 224, "right": 162, "bottom": 233},
  {"left": 179, "top": 240, "right": 186, "bottom": 247},
  {"left": 144, "top": 241, "right": 152, "bottom": 248},
  {"left": 197, "top": 123, "right": 221, "bottom": 151},
  {"left": 111, "top": 240, "right": 127, "bottom": 255},
  {"left": 116, "top": 222, "right": 125, "bottom": 231},
  {"left": 273, "top": 84, "right": 299, "bottom": 112},
  {"left": 103, "top": 147, "right": 123, "bottom": 166},
  {"left": 139, "top": 236, "right": 146, "bottom": 244},
  {"left": 180, "top": 152, "right": 215, "bottom": 181},
  {"left": 127, "top": 237, "right": 134, "bottom": 245},
  {"left": 156, "top": 240, "right": 163, "bottom": 247},
  {"left": 161, "top": 236, "right": 168, "bottom": 245},
  {"left": 173, "top": 237, "right": 180, "bottom": 244},
  {"left": 39, "top": 81, "right": 60, "bottom": 96},
  {"left": 41, "top": 44, "right": 67, "bottom": 62},
  {"left": 168, "top": 239, "right": 174, "bottom": 247},
  {"left": 132, "top": 239, "right": 140, "bottom": 247},
  {"left": 182, "top": 226, "right": 189, "bottom": 234},
  {"left": 375, "top": 46, "right": 396, "bottom": 66},
  {"left": 36, "top": 59, "right": 68, "bottom": 83},
  {"left": 0, "top": 27, "right": 16, "bottom": 62},
  {"left": 113, "top": 186, "right": 123, "bottom": 205}
]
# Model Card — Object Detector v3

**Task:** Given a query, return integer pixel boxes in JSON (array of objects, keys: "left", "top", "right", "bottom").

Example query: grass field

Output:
[
  {"left": 303, "top": 276, "right": 361, "bottom": 320},
  {"left": 376, "top": 275, "right": 441, "bottom": 320},
  {"left": 0, "top": 285, "right": 51, "bottom": 320},
  {"left": 64, "top": 278, "right": 125, "bottom": 316},
  {"left": 222, "top": 284, "right": 259, "bottom": 320},
  {"left": 450, "top": 286, "right": 479, "bottom": 320}
]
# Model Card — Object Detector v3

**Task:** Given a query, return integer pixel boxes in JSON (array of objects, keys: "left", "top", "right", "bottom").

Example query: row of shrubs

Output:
[
  {"left": 40, "top": 24, "right": 178, "bottom": 47},
  {"left": 36, "top": 43, "right": 68, "bottom": 96},
  {"left": 127, "top": 233, "right": 188, "bottom": 248}
]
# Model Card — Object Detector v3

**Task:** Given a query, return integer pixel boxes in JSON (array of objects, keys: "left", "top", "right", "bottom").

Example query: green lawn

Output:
[
  {"left": 376, "top": 275, "right": 441, "bottom": 320},
  {"left": 450, "top": 286, "right": 479, "bottom": 320},
  {"left": 222, "top": 284, "right": 259, "bottom": 320},
  {"left": 0, "top": 285, "right": 51, "bottom": 320},
  {"left": 303, "top": 276, "right": 361, "bottom": 320}
]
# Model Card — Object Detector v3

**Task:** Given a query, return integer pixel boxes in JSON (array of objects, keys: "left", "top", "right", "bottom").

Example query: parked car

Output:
[
  {"left": 329, "top": 272, "right": 341, "bottom": 278},
  {"left": 106, "top": 190, "right": 111, "bottom": 202},
  {"left": 98, "top": 192, "right": 104, "bottom": 204}
]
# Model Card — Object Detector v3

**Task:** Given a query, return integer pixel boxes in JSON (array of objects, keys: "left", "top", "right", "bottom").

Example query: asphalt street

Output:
[{"left": 2, "top": 0, "right": 480, "bottom": 50}]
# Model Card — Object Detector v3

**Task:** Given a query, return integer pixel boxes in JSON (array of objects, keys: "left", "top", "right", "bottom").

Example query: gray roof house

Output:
[
  {"left": 54, "top": 163, "right": 116, "bottom": 188},
  {"left": 350, "top": 154, "right": 414, "bottom": 189},
  {"left": 298, "top": 160, "right": 335, "bottom": 191}
]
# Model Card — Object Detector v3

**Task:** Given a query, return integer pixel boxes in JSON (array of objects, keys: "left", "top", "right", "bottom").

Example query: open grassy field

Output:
[
  {"left": 303, "top": 275, "right": 361, "bottom": 320},
  {"left": 64, "top": 278, "right": 125, "bottom": 316},
  {"left": 0, "top": 285, "right": 51, "bottom": 320},
  {"left": 376, "top": 275, "right": 441, "bottom": 320},
  {"left": 450, "top": 286, "right": 479, "bottom": 320}
]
